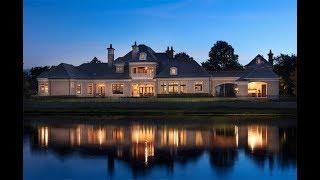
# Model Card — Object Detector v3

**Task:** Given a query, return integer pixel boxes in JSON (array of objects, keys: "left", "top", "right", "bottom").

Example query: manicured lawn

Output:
[{"left": 24, "top": 96, "right": 296, "bottom": 116}]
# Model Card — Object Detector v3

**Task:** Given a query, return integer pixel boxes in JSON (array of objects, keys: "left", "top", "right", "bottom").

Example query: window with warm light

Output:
[
  {"left": 87, "top": 83, "right": 93, "bottom": 94},
  {"left": 139, "top": 52, "right": 147, "bottom": 60},
  {"left": 195, "top": 82, "right": 203, "bottom": 92},
  {"left": 168, "top": 82, "right": 179, "bottom": 93},
  {"left": 76, "top": 83, "right": 81, "bottom": 95},
  {"left": 256, "top": 58, "right": 261, "bottom": 64},
  {"left": 160, "top": 82, "right": 167, "bottom": 94},
  {"left": 112, "top": 84, "right": 124, "bottom": 94},
  {"left": 180, "top": 82, "right": 186, "bottom": 93},
  {"left": 170, "top": 67, "right": 177, "bottom": 75},
  {"left": 40, "top": 82, "right": 49, "bottom": 94},
  {"left": 116, "top": 66, "right": 124, "bottom": 73}
]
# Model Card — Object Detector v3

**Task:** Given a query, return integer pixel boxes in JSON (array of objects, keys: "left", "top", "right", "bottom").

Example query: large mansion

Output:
[{"left": 37, "top": 42, "right": 279, "bottom": 98}]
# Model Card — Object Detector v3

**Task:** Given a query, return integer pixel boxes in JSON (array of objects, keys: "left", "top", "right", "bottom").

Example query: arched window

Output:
[
  {"left": 170, "top": 67, "right": 177, "bottom": 75},
  {"left": 139, "top": 52, "right": 147, "bottom": 60}
]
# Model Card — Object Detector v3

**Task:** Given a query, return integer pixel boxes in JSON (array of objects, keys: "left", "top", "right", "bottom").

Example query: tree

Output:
[
  {"left": 90, "top": 57, "right": 102, "bottom": 63},
  {"left": 23, "top": 72, "right": 32, "bottom": 97},
  {"left": 201, "top": 41, "right": 243, "bottom": 71},
  {"left": 174, "top": 52, "right": 194, "bottom": 61},
  {"left": 28, "top": 66, "right": 51, "bottom": 94},
  {"left": 273, "top": 54, "right": 297, "bottom": 96}
]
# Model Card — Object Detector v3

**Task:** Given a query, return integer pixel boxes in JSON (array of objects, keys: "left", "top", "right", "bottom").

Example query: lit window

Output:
[
  {"left": 168, "top": 82, "right": 179, "bottom": 93},
  {"left": 160, "top": 82, "right": 167, "bottom": 94},
  {"left": 116, "top": 65, "right": 123, "bottom": 73},
  {"left": 180, "top": 82, "right": 186, "bottom": 93},
  {"left": 40, "top": 82, "right": 49, "bottom": 94},
  {"left": 76, "top": 84, "right": 81, "bottom": 95},
  {"left": 87, "top": 83, "right": 93, "bottom": 94},
  {"left": 112, "top": 84, "right": 124, "bottom": 94},
  {"left": 139, "top": 52, "right": 147, "bottom": 60},
  {"left": 257, "top": 58, "right": 261, "bottom": 64},
  {"left": 195, "top": 82, "right": 203, "bottom": 92},
  {"left": 170, "top": 67, "right": 177, "bottom": 75}
]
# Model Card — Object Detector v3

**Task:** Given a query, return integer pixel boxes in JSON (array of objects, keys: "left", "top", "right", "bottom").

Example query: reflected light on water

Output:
[
  {"left": 248, "top": 126, "right": 268, "bottom": 151},
  {"left": 38, "top": 126, "right": 48, "bottom": 148}
]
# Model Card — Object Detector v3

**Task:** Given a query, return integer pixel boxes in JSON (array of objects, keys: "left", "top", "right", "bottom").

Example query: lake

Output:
[{"left": 23, "top": 116, "right": 296, "bottom": 180}]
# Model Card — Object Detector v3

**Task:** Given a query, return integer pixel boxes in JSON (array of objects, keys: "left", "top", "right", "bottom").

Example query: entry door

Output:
[{"left": 261, "top": 84, "right": 267, "bottom": 97}]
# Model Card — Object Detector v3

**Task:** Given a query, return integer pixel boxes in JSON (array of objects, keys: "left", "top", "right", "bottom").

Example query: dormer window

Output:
[
  {"left": 115, "top": 64, "right": 124, "bottom": 73},
  {"left": 170, "top": 67, "right": 177, "bottom": 75},
  {"left": 256, "top": 58, "right": 261, "bottom": 64},
  {"left": 139, "top": 52, "right": 147, "bottom": 60}
]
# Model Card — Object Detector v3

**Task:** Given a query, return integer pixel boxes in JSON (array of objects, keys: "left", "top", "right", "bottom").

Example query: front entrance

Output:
[{"left": 132, "top": 84, "right": 154, "bottom": 97}]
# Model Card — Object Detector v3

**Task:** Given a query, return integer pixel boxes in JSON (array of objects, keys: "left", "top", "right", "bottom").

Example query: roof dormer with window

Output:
[
  {"left": 170, "top": 67, "right": 178, "bottom": 75},
  {"left": 139, "top": 52, "right": 147, "bottom": 60}
]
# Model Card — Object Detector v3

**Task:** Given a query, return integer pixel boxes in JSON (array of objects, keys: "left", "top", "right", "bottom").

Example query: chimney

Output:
[
  {"left": 165, "top": 46, "right": 170, "bottom": 56},
  {"left": 268, "top": 49, "right": 274, "bottom": 65},
  {"left": 166, "top": 46, "right": 174, "bottom": 59},
  {"left": 131, "top": 41, "right": 139, "bottom": 59},
  {"left": 107, "top": 44, "right": 115, "bottom": 67}
]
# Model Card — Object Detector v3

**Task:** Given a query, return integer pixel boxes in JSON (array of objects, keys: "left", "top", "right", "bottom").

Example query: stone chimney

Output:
[
  {"left": 166, "top": 46, "right": 174, "bottom": 59},
  {"left": 268, "top": 49, "right": 274, "bottom": 65},
  {"left": 131, "top": 41, "right": 139, "bottom": 59},
  {"left": 107, "top": 44, "right": 115, "bottom": 67}
]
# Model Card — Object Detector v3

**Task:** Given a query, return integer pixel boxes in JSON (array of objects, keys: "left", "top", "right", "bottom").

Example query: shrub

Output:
[{"left": 157, "top": 93, "right": 212, "bottom": 98}]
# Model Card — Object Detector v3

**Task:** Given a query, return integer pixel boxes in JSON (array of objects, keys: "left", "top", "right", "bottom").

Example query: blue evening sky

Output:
[{"left": 23, "top": 0, "right": 296, "bottom": 69}]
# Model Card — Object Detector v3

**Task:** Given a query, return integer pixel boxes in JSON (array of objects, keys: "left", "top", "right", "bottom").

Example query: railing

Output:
[{"left": 131, "top": 73, "right": 154, "bottom": 79}]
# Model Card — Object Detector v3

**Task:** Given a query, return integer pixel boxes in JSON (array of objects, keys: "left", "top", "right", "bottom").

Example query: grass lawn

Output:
[{"left": 24, "top": 96, "right": 296, "bottom": 116}]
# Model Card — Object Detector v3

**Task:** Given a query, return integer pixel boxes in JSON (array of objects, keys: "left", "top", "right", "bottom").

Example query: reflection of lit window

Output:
[
  {"left": 112, "top": 84, "right": 124, "bottom": 94},
  {"left": 38, "top": 127, "right": 48, "bottom": 147},
  {"left": 195, "top": 131, "right": 203, "bottom": 146},
  {"left": 112, "top": 128, "right": 124, "bottom": 142},
  {"left": 248, "top": 126, "right": 268, "bottom": 151},
  {"left": 40, "top": 82, "right": 49, "bottom": 94},
  {"left": 76, "top": 84, "right": 81, "bottom": 95},
  {"left": 195, "top": 82, "right": 203, "bottom": 92}
]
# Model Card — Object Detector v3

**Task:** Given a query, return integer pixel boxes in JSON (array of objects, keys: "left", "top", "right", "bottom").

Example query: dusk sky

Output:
[{"left": 23, "top": 0, "right": 296, "bottom": 69}]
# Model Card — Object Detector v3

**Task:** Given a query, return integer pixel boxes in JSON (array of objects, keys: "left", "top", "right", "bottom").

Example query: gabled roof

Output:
[
  {"left": 157, "top": 59, "right": 210, "bottom": 78},
  {"left": 239, "top": 66, "right": 279, "bottom": 79},
  {"left": 114, "top": 44, "right": 159, "bottom": 63},
  {"left": 245, "top": 54, "right": 272, "bottom": 69}
]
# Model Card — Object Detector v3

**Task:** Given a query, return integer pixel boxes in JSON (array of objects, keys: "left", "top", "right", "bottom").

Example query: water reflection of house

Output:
[{"left": 36, "top": 124, "right": 280, "bottom": 165}]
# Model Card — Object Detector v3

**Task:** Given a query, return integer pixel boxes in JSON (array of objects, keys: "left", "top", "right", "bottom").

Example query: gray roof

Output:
[
  {"left": 210, "top": 71, "right": 247, "bottom": 77},
  {"left": 240, "top": 66, "right": 279, "bottom": 79},
  {"left": 157, "top": 59, "right": 211, "bottom": 78},
  {"left": 37, "top": 44, "right": 279, "bottom": 80},
  {"left": 37, "top": 63, "right": 88, "bottom": 79}
]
